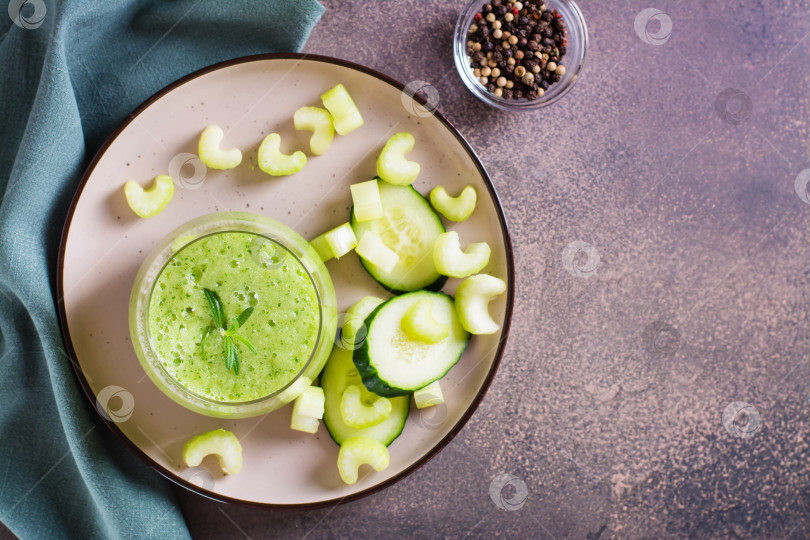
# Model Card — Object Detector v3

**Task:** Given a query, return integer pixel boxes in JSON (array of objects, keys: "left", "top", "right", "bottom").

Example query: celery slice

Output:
[
  {"left": 293, "top": 106, "right": 335, "bottom": 155},
  {"left": 430, "top": 185, "right": 477, "bottom": 222},
  {"left": 290, "top": 386, "right": 325, "bottom": 434},
  {"left": 310, "top": 222, "right": 358, "bottom": 262},
  {"left": 355, "top": 231, "right": 400, "bottom": 273},
  {"left": 337, "top": 436, "right": 390, "bottom": 484},
  {"left": 198, "top": 125, "right": 242, "bottom": 170},
  {"left": 321, "top": 84, "right": 364, "bottom": 135},
  {"left": 339, "top": 385, "right": 392, "bottom": 429},
  {"left": 413, "top": 381, "right": 444, "bottom": 409},
  {"left": 433, "top": 231, "right": 491, "bottom": 278},
  {"left": 290, "top": 414, "right": 319, "bottom": 434},
  {"left": 376, "top": 133, "right": 420, "bottom": 186},
  {"left": 258, "top": 133, "right": 307, "bottom": 176},
  {"left": 350, "top": 179, "right": 383, "bottom": 222},
  {"left": 123, "top": 174, "right": 174, "bottom": 218},
  {"left": 455, "top": 274, "right": 506, "bottom": 335},
  {"left": 182, "top": 428, "right": 242, "bottom": 475},
  {"left": 400, "top": 297, "right": 450, "bottom": 343},
  {"left": 340, "top": 296, "right": 384, "bottom": 349}
]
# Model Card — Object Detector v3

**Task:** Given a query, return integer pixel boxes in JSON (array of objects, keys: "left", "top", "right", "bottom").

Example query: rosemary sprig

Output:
[{"left": 200, "top": 288, "right": 256, "bottom": 375}]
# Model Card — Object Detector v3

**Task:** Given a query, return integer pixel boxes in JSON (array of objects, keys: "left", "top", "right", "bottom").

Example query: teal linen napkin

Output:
[{"left": 0, "top": 1, "right": 324, "bottom": 538}]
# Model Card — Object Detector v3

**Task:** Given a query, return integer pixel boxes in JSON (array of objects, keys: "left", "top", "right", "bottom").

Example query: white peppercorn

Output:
[{"left": 546, "top": 61, "right": 557, "bottom": 72}]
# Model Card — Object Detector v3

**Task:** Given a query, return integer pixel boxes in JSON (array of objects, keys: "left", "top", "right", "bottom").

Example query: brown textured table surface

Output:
[{"left": 6, "top": 1, "right": 810, "bottom": 538}]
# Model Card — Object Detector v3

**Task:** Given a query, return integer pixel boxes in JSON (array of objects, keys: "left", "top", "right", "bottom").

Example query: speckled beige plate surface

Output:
[{"left": 57, "top": 54, "right": 514, "bottom": 507}]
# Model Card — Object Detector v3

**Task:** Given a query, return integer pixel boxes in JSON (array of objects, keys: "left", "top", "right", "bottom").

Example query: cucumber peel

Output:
[
  {"left": 182, "top": 428, "right": 242, "bottom": 475},
  {"left": 294, "top": 106, "right": 335, "bottom": 155},
  {"left": 433, "top": 231, "right": 491, "bottom": 278},
  {"left": 430, "top": 185, "right": 477, "bottom": 222},
  {"left": 198, "top": 125, "right": 242, "bottom": 170},
  {"left": 455, "top": 274, "right": 506, "bottom": 335},
  {"left": 337, "top": 436, "right": 390, "bottom": 485},
  {"left": 400, "top": 297, "right": 450, "bottom": 343},
  {"left": 124, "top": 175, "right": 174, "bottom": 218},
  {"left": 376, "top": 132, "right": 420, "bottom": 186},
  {"left": 258, "top": 133, "right": 307, "bottom": 176}
]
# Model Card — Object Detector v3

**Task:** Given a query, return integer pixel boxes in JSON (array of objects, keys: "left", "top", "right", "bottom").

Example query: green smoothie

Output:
[{"left": 148, "top": 231, "right": 320, "bottom": 402}]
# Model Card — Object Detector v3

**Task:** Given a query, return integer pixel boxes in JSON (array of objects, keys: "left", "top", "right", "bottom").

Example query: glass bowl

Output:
[
  {"left": 129, "top": 212, "right": 337, "bottom": 419},
  {"left": 453, "top": 0, "right": 588, "bottom": 110}
]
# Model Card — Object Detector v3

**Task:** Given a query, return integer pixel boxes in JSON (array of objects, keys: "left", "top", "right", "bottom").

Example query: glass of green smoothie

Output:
[{"left": 129, "top": 212, "right": 337, "bottom": 418}]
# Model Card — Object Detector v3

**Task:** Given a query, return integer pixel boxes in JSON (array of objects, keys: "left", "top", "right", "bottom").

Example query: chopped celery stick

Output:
[
  {"left": 198, "top": 125, "right": 242, "bottom": 170},
  {"left": 310, "top": 223, "right": 358, "bottom": 262},
  {"left": 341, "top": 296, "right": 383, "bottom": 349},
  {"left": 455, "top": 274, "right": 506, "bottom": 335},
  {"left": 291, "top": 414, "right": 319, "bottom": 434},
  {"left": 356, "top": 231, "right": 399, "bottom": 273},
  {"left": 293, "top": 106, "right": 335, "bottom": 155},
  {"left": 339, "top": 385, "right": 392, "bottom": 429},
  {"left": 376, "top": 132, "right": 420, "bottom": 186},
  {"left": 337, "top": 436, "right": 390, "bottom": 484},
  {"left": 182, "top": 428, "right": 242, "bottom": 475},
  {"left": 433, "top": 231, "right": 491, "bottom": 278},
  {"left": 321, "top": 84, "right": 364, "bottom": 135},
  {"left": 124, "top": 174, "right": 174, "bottom": 218},
  {"left": 258, "top": 133, "right": 307, "bottom": 176},
  {"left": 413, "top": 381, "right": 444, "bottom": 409},
  {"left": 294, "top": 386, "right": 325, "bottom": 419},
  {"left": 430, "top": 185, "right": 477, "bottom": 222},
  {"left": 350, "top": 179, "right": 383, "bottom": 222},
  {"left": 400, "top": 297, "right": 450, "bottom": 343}
]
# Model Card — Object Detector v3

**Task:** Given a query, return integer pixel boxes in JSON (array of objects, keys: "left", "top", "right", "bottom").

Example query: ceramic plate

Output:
[{"left": 57, "top": 54, "right": 514, "bottom": 507}]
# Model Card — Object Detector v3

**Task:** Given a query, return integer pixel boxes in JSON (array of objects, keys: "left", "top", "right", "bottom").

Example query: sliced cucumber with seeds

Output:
[
  {"left": 354, "top": 291, "right": 470, "bottom": 396},
  {"left": 337, "top": 436, "right": 389, "bottom": 485},
  {"left": 351, "top": 180, "right": 446, "bottom": 293}
]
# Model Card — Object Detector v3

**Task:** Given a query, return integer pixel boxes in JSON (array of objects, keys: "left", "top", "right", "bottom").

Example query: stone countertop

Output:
[
  {"left": 1, "top": 1, "right": 802, "bottom": 539},
  {"left": 176, "top": 1, "right": 810, "bottom": 538}
]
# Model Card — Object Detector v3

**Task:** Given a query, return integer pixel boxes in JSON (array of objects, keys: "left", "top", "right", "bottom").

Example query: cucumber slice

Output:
[
  {"left": 351, "top": 181, "right": 447, "bottom": 293},
  {"left": 350, "top": 179, "right": 383, "bottom": 222},
  {"left": 198, "top": 125, "right": 242, "bottom": 170},
  {"left": 293, "top": 106, "right": 335, "bottom": 155},
  {"left": 430, "top": 185, "right": 477, "bottom": 222},
  {"left": 354, "top": 291, "right": 470, "bottom": 396},
  {"left": 400, "top": 297, "right": 450, "bottom": 343},
  {"left": 355, "top": 231, "right": 399, "bottom": 273},
  {"left": 376, "top": 133, "right": 420, "bottom": 186},
  {"left": 258, "top": 133, "right": 307, "bottom": 176},
  {"left": 337, "top": 436, "right": 390, "bottom": 485},
  {"left": 321, "top": 349, "right": 408, "bottom": 445},
  {"left": 455, "top": 274, "right": 506, "bottom": 335},
  {"left": 339, "top": 384, "right": 392, "bottom": 429},
  {"left": 321, "top": 84, "right": 364, "bottom": 135},
  {"left": 310, "top": 223, "right": 358, "bottom": 262},
  {"left": 182, "top": 428, "right": 242, "bottom": 475},
  {"left": 123, "top": 175, "right": 174, "bottom": 218},
  {"left": 413, "top": 380, "right": 444, "bottom": 409},
  {"left": 433, "top": 231, "right": 491, "bottom": 278}
]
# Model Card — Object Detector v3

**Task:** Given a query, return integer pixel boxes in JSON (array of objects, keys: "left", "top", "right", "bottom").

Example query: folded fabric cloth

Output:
[{"left": 0, "top": 1, "right": 324, "bottom": 538}]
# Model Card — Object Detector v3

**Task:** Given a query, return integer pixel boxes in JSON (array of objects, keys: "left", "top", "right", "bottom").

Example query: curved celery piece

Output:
[
  {"left": 454, "top": 274, "right": 506, "bottom": 335},
  {"left": 350, "top": 179, "right": 383, "bottom": 222},
  {"left": 258, "top": 133, "right": 306, "bottom": 176},
  {"left": 337, "top": 436, "right": 390, "bottom": 484},
  {"left": 294, "top": 106, "right": 335, "bottom": 155},
  {"left": 355, "top": 231, "right": 399, "bottom": 273},
  {"left": 433, "top": 231, "right": 490, "bottom": 278},
  {"left": 198, "top": 125, "right": 242, "bottom": 169},
  {"left": 321, "top": 84, "right": 364, "bottom": 135},
  {"left": 413, "top": 380, "right": 444, "bottom": 409},
  {"left": 182, "top": 428, "right": 243, "bottom": 475},
  {"left": 341, "top": 296, "right": 384, "bottom": 349},
  {"left": 123, "top": 174, "right": 174, "bottom": 218},
  {"left": 430, "top": 185, "right": 477, "bottom": 222},
  {"left": 339, "top": 385, "right": 392, "bottom": 429},
  {"left": 376, "top": 133, "right": 420, "bottom": 186},
  {"left": 400, "top": 297, "right": 450, "bottom": 343},
  {"left": 310, "top": 223, "right": 358, "bottom": 262}
]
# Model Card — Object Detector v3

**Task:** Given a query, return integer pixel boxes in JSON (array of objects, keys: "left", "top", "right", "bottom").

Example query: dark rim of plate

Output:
[{"left": 55, "top": 53, "right": 516, "bottom": 510}]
